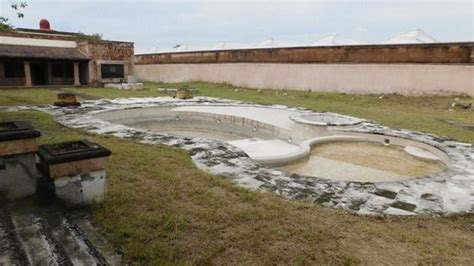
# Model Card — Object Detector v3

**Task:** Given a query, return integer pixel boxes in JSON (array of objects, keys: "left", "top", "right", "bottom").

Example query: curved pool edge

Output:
[{"left": 30, "top": 96, "right": 473, "bottom": 216}]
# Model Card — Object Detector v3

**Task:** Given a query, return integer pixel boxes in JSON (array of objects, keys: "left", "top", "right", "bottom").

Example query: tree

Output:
[{"left": 0, "top": 1, "right": 28, "bottom": 31}]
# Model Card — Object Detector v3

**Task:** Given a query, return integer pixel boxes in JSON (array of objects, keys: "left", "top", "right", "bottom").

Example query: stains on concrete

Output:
[
  {"left": 373, "top": 189, "right": 398, "bottom": 200},
  {"left": 391, "top": 201, "right": 417, "bottom": 212},
  {"left": 0, "top": 208, "right": 29, "bottom": 265},
  {"left": 0, "top": 199, "right": 121, "bottom": 265}
]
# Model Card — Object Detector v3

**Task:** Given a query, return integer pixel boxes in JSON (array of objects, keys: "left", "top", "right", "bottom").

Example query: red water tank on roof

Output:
[{"left": 39, "top": 19, "right": 51, "bottom": 31}]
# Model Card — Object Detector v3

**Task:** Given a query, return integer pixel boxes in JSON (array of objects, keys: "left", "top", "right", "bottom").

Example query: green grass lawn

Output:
[
  {"left": 0, "top": 84, "right": 473, "bottom": 264},
  {"left": 0, "top": 88, "right": 59, "bottom": 105}
]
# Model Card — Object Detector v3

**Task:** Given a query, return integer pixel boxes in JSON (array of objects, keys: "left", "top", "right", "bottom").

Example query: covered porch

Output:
[{"left": 0, "top": 44, "right": 89, "bottom": 87}]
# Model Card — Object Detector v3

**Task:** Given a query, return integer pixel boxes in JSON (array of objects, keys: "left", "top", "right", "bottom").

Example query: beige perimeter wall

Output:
[{"left": 136, "top": 63, "right": 474, "bottom": 96}]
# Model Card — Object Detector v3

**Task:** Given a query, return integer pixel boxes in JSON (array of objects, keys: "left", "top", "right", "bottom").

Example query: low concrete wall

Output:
[{"left": 136, "top": 63, "right": 474, "bottom": 96}]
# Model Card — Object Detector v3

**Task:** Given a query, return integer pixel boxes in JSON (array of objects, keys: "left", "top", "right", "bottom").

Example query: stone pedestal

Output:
[
  {"left": 53, "top": 170, "right": 107, "bottom": 206},
  {"left": 175, "top": 89, "right": 193, "bottom": 99},
  {"left": 73, "top": 62, "right": 81, "bottom": 87},
  {"left": 0, "top": 121, "right": 41, "bottom": 200},
  {"left": 54, "top": 93, "right": 81, "bottom": 107},
  {"left": 37, "top": 140, "right": 111, "bottom": 206},
  {"left": 24, "top": 61, "right": 32, "bottom": 87}
]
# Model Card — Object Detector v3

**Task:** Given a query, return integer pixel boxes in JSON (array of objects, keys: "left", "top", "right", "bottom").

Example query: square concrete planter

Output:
[
  {"left": 0, "top": 121, "right": 41, "bottom": 156},
  {"left": 54, "top": 92, "right": 81, "bottom": 107},
  {"left": 0, "top": 121, "right": 41, "bottom": 200},
  {"left": 37, "top": 140, "right": 111, "bottom": 206},
  {"left": 175, "top": 88, "right": 193, "bottom": 99}
]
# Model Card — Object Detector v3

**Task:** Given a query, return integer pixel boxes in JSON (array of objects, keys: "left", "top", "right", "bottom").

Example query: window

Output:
[
  {"left": 52, "top": 62, "right": 73, "bottom": 78},
  {"left": 101, "top": 64, "right": 124, "bottom": 79},
  {"left": 4, "top": 62, "right": 25, "bottom": 78}
]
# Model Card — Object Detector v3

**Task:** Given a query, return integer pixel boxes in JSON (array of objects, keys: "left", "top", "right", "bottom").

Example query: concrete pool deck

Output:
[{"left": 22, "top": 96, "right": 474, "bottom": 216}]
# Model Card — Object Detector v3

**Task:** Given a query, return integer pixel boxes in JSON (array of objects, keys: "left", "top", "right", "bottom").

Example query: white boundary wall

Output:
[{"left": 136, "top": 63, "right": 474, "bottom": 96}]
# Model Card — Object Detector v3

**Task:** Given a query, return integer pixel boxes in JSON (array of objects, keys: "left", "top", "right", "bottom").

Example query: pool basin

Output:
[{"left": 93, "top": 104, "right": 448, "bottom": 182}]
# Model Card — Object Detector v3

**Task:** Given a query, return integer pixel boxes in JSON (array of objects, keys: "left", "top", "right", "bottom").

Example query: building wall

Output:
[
  {"left": 0, "top": 77, "right": 24, "bottom": 86},
  {"left": 136, "top": 63, "right": 474, "bottom": 96},
  {"left": 135, "top": 43, "right": 473, "bottom": 96},
  {"left": 0, "top": 30, "right": 135, "bottom": 87},
  {"left": 0, "top": 61, "right": 25, "bottom": 86},
  {"left": 50, "top": 77, "right": 74, "bottom": 85},
  {"left": 77, "top": 42, "right": 134, "bottom": 85}
]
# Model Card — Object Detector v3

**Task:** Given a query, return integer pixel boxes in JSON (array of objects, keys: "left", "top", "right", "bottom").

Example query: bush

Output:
[{"left": 75, "top": 32, "right": 103, "bottom": 42}]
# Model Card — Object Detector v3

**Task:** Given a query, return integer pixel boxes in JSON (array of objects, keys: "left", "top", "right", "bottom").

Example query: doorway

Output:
[{"left": 31, "top": 62, "right": 48, "bottom": 85}]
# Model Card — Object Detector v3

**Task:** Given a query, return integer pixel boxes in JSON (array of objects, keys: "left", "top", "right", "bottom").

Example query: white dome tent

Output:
[
  {"left": 255, "top": 38, "right": 302, "bottom": 48},
  {"left": 212, "top": 41, "right": 250, "bottom": 50},
  {"left": 311, "top": 34, "right": 365, "bottom": 46},
  {"left": 135, "top": 46, "right": 162, "bottom": 54},
  {"left": 213, "top": 41, "right": 229, "bottom": 50},
  {"left": 383, "top": 29, "right": 438, "bottom": 44}
]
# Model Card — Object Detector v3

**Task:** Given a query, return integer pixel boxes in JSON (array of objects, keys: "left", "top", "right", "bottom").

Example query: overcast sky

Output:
[{"left": 1, "top": 0, "right": 473, "bottom": 52}]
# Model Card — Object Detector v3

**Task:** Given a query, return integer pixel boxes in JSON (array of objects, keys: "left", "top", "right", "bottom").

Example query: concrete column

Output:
[
  {"left": 47, "top": 62, "right": 53, "bottom": 85},
  {"left": 24, "top": 61, "right": 32, "bottom": 87},
  {"left": 73, "top": 62, "right": 81, "bottom": 86}
]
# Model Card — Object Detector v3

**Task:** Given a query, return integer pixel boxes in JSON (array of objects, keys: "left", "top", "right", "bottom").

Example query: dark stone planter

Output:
[
  {"left": 38, "top": 140, "right": 111, "bottom": 166},
  {"left": 0, "top": 121, "right": 41, "bottom": 200},
  {"left": 0, "top": 121, "right": 41, "bottom": 142},
  {"left": 37, "top": 140, "right": 112, "bottom": 206},
  {"left": 0, "top": 121, "right": 41, "bottom": 157}
]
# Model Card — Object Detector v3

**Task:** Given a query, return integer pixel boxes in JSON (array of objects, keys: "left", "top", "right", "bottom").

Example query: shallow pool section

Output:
[{"left": 277, "top": 141, "right": 445, "bottom": 182}]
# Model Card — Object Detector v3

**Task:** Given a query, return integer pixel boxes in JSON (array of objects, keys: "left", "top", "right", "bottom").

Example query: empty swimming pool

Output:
[
  {"left": 93, "top": 104, "right": 448, "bottom": 182},
  {"left": 47, "top": 96, "right": 473, "bottom": 215}
]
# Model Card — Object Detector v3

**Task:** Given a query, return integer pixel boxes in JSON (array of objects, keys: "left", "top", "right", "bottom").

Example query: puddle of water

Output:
[{"left": 278, "top": 142, "right": 445, "bottom": 182}]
